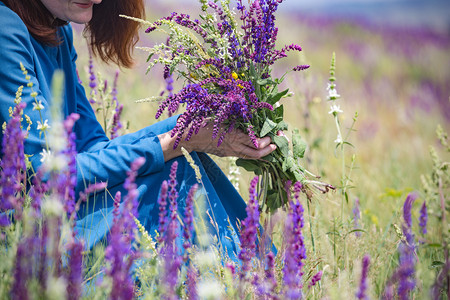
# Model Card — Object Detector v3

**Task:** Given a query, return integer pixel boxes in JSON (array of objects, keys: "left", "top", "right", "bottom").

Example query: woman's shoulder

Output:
[{"left": 0, "top": 3, "right": 31, "bottom": 43}]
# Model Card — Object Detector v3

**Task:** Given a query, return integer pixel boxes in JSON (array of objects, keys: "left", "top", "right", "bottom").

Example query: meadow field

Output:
[{"left": 1, "top": 1, "right": 449, "bottom": 299}]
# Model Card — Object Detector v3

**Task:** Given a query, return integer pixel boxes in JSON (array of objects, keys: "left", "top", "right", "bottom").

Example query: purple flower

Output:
[
  {"left": 110, "top": 71, "right": 123, "bottom": 140},
  {"left": 66, "top": 240, "right": 84, "bottom": 300},
  {"left": 283, "top": 181, "right": 306, "bottom": 299},
  {"left": 159, "top": 161, "right": 182, "bottom": 300},
  {"left": 419, "top": 201, "right": 427, "bottom": 235},
  {"left": 104, "top": 157, "right": 145, "bottom": 300},
  {"left": 403, "top": 192, "right": 417, "bottom": 229},
  {"left": 293, "top": 65, "right": 310, "bottom": 72},
  {"left": 63, "top": 113, "right": 80, "bottom": 218},
  {"left": 186, "top": 264, "right": 198, "bottom": 300},
  {"left": 356, "top": 255, "right": 370, "bottom": 299},
  {"left": 384, "top": 194, "right": 418, "bottom": 299},
  {"left": 158, "top": 181, "right": 169, "bottom": 244},
  {"left": 238, "top": 176, "right": 260, "bottom": 276},
  {"left": 353, "top": 197, "right": 361, "bottom": 237},
  {"left": 88, "top": 53, "right": 97, "bottom": 103},
  {"left": 0, "top": 101, "right": 26, "bottom": 223},
  {"left": 11, "top": 238, "right": 34, "bottom": 300},
  {"left": 308, "top": 270, "right": 323, "bottom": 288},
  {"left": 183, "top": 184, "right": 198, "bottom": 261},
  {"left": 262, "top": 251, "right": 278, "bottom": 298},
  {"left": 110, "top": 104, "right": 123, "bottom": 140}
]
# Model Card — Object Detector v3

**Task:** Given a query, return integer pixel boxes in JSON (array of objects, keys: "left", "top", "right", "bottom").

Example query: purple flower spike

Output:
[
  {"left": 283, "top": 181, "right": 306, "bottom": 299},
  {"left": 293, "top": 65, "right": 310, "bottom": 72},
  {"left": 183, "top": 184, "right": 198, "bottom": 261},
  {"left": 63, "top": 113, "right": 80, "bottom": 218},
  {"left": 264, "top": 251, "right": 278, "bottom": 297},
  {"left": 110, "top": 104, "right": 123, "bottom": 140},
  {"left": 419, "top": 201, "right": 427, "bottom": 235},
  {"left": 356, "top": 255, "right": 370, "bottom": 299},
  {"left": 67, "top": 240, "right": 84, "bottom": 300},
  {"left": 158, "top": 181, "right": 169, "bottom": 244},
  {"left": 403, "top": 192, "right": 417, "bottom": 229},
  {"left": 353, "top": 197, "right": 361, "bottom": 237},
  {"left": 186, "top": 264, "right": 198, "bottom": 300},
  {"left": 308, "top": 270, "right": 323, "bottom": 288},
  {"left": 0, "top": 101, "right": 27, "bottom": 223},
  {"left": 238, "top": 176, "right": 260, "bottom": 276},
  {"left": 104, "top": 157, "right": 145, "bottom": 300},
  {"left": 11, "top": 239, "right": 31, "bottom": 300}
]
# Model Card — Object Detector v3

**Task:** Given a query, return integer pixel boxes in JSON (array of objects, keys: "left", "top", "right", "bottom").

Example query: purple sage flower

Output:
[
  {"left": 283, "top": 181, "right": 306, "bottom": 299},
  {"left": 419, "top": 201, "right": 427, "bottom": 235},
  {"left": 104, "top": 157, "right": 145, "bottom": 300},
  {"left": 353, "top": 197, "right": 362, "bottom": 237},
  {"left": 356, "top": 255, "right": 370, "bottom": 299},
  {"left": 238, "top": 176, "right": 260, "bottom": 276},
  {"left": 183, "top": 184, "right": 198, "bottom": 261},
  {"left": 66, "top": 240, "right": 84, "bottom": 300},
  {"left": 308, "top": 270, "right": 323, "bottom": 289},
  {"left": 0, "top": 102, "right": 27, "bottom": 223}
]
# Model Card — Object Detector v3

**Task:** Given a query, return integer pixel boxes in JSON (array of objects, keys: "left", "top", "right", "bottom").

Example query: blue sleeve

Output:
[
  {"left": 0, "top": 6, "right": 167, "bottom": 194},
  {"left": 0, "top": 5, "right": 50, "bottom": 171}
]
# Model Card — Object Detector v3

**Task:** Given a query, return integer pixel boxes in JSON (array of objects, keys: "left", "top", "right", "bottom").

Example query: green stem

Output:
[
  {"left": 334, "top": 115, "right": 346, "bottom": 221},
  {"left": 307, "top": 200, "right": 315, "bottom": 253}
]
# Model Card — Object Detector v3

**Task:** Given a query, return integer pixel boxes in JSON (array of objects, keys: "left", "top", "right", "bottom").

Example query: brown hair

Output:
[{"left": 1, "top": 0, "right": 145, "bottom": 68}]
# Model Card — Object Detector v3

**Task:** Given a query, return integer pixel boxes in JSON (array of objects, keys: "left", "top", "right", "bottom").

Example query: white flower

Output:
[
  {"left": 326, "top": 82, "right": 335, "bottom": 91},
  {"left": 328, "top": 104, "right": 343, "bottom": 115},
  {"left": 37, "top": 119, "right": 50, "bottom": 131},
  {"left": 327, "top": 88, "right": 341, "bottom": 101},
  {"left": 198, "top": 280, "right": 223, "bottom": 300},
  {"left": 45, "top": 276, "right": 67, "bottom": 300},
  {"left": 32, "top": 100, "right": 44, "bottom": 111},
  {"left": 42, "top": 196, "right": 64, "bottom": 217},
  {"left": 334, "top": 134, "right": 343, "bottom": 144},
  {"left": 40, "top": 149, "right": 53, "bottom": 163}
]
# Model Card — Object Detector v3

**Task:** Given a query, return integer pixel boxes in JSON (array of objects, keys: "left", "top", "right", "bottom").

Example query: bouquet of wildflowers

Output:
[{"left": 125, "top": 0, "right": 331, "bottom": 211}]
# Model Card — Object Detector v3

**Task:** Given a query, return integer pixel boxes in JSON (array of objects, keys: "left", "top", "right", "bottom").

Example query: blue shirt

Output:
[
  {"left": 0, "top": 2, "right": 166, "bottom": 193},
  {"left": 0, "top": 2, "right": 252, "bottom": 259}
]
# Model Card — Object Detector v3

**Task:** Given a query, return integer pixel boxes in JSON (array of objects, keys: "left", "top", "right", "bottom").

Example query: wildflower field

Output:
[{"left": 1, "top": 0, "right": 449, "bottom": 299}]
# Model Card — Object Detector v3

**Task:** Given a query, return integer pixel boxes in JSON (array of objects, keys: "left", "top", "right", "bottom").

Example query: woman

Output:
[{"left": 0, "top": 0, "right": 276, "bottom": 258}]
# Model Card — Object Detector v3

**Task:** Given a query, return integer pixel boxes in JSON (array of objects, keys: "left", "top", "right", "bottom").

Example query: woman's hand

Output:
[{"left": 158, "top": 123, "right": 277, "bottom": 162}]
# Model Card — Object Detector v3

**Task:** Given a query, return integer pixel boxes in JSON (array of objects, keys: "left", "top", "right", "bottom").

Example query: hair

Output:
[{"left": 1, "top": 0, "right": 145, "bottom": 68}]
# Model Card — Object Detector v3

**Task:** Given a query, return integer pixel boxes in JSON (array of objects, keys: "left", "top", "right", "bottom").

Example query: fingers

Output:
[
  {"left": 257, "top": 136, "right": 272, "bottom": 149},
  {"left": 277, "top": 130, "right": 289, "bottom": 142},
  {"left": 238, "top": 142, "right": 276, "bottom": 159}
]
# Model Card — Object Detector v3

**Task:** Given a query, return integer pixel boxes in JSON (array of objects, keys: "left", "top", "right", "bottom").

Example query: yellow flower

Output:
[
  {"left": 237, "top": 84, "right": 244, "bottom": 89},
  {"left": 231, "top": 72, "right": 238, "bottom": 80}
]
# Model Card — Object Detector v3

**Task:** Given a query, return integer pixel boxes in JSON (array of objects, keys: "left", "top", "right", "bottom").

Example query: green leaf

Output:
[
  {"left": 426, "top": 243, "right": 443, "bottom": 248},
  {"left": 257, "top": 78, "right": 273, "bottom": 86},
  {"left": 282, "top": 156, "right": 295, "bottom": 172},
  {"left": 266, "top": 190, "right": 282, "bottom": 212},
  {"left": 347, "top": 229, "right": 366, "bottom": 235},
  {"left": 273, "top": 105, "right": 284, "bottom": 123},
  {"left": 261, "top": 153, "right": 277, "bottom": 163},
  {"left": 260, "top": 119, "right": 277, "bottom": 137},
  {"left": 235, "top": 158, "right": 261, "bottom": 172},
  {"left": 272, "top": 134, "right": 289, "bottom": 157},
  {"left": 276, "top": 120, "right": 289, "bottom": 131},
  {"left": 292, "top": 129, "right": 307, "bottom": 159},
  {"left": 267, "top": 88, "right": 289, "bottom": 105},
  {"left": 430, "top": 261, "right": 444, "bottom": 268}
]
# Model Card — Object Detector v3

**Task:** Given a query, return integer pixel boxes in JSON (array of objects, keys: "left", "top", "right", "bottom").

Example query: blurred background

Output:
[
  {"left": 75, "top": 0, "right": 450, "bottom": 226},
  {"left": 71, "top": 1, "right": 449, "bottom": 295}
]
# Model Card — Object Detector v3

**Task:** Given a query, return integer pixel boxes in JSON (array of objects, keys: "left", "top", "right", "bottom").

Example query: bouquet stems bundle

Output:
[{"left": 124, "top": 0, "right": 332, "bottom": 211}]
